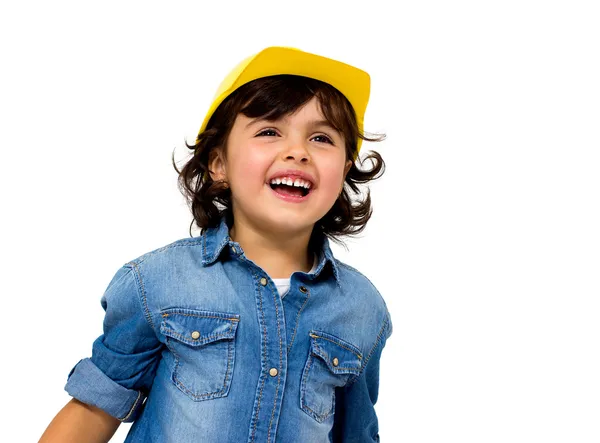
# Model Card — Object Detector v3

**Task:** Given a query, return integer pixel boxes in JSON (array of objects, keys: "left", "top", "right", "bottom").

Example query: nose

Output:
[{"left": 281, "top": 139, "right": 310, "bottom": 164}]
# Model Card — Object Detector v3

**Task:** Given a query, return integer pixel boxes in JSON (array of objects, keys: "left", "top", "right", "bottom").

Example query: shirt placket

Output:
[{"left": 234, "top": 250, "right": 289, "bottom": 443}]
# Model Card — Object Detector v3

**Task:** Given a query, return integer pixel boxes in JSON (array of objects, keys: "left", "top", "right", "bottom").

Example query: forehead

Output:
[{"left": 241, "top": 98, "right": 338, "bottom": 130}]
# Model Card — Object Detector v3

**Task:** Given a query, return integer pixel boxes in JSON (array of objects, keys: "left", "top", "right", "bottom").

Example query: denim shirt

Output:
[{"left": 64, "top": 216, "right": 393, "bottom": 442}]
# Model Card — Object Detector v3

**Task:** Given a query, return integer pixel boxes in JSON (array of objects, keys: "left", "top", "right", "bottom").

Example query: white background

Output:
[{"left": 1, "top": 1, "right": 599, "bottom": 442}]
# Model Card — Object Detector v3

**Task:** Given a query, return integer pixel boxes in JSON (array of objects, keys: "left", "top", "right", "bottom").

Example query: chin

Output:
[{"left": 261, "top": 213, "right": 316, "bottom": 235}]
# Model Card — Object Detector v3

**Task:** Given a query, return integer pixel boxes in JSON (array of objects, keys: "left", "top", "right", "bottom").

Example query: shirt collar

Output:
[{"left": 201, "top": 216, "right": 341, "bottom": 286}]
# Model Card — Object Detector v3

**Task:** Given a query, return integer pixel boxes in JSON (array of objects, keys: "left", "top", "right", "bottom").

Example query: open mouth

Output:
[
  {"left": 269, "top": 182, "right": 311, "bottom": 197},
  {"left": 267, "top": 174, "right": 315, "bottom": 201}
]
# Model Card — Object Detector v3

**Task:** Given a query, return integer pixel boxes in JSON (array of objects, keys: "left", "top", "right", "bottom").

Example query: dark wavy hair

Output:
[{"left": 172, "top": 74, "right": 386, "bottom": 246}]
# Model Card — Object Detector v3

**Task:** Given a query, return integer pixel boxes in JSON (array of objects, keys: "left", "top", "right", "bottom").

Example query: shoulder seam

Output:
[
  {"left": 347, "top": 312, "right": 390, "bottom": 386},
  {"left": 128, "top": 237, "right": 203, "bottom": 266},
  {"left": 124, "top": 261, "right": 156, "bottom": 332},
  {"left": 336, "top": 259, "right": 387, "bottom": 305},
  {"left": 336, "top": 260, "right": 377, "bottom": 291},
  {"left": 335, "top": 260, "right": 361, "bottom": 274}
]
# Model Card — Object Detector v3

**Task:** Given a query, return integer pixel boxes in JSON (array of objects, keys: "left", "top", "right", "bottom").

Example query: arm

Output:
[
  {"left": 39, "top": 398, "right": 121, "bottom": 443},
  {"left": 332, "top": 311, "right": 393, "bottom": 442},
  {"left": 41, "top": 264, "right": 163, "bottom": 441}
]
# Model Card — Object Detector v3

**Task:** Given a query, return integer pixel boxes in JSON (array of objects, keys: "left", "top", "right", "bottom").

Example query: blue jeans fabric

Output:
[{"left": 65, "top": 216, "right": 393, "bottom": 442}]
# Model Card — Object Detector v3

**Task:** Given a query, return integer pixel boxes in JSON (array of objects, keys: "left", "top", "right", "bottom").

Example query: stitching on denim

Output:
[
  {"left": 299, "top": 353, "right": 313, "bottom": 411},
  {"left": 161, "top": 327, "right": 235, "bottom": 344},
  {"left": 224, "top": 338, "right": 235, "bottom": 388},
  {"left": 249, "top": 269, "right": 267, "bottom": 443},
  {"left": 286, "top": 287, "right": 310, "bottom": 357},
  {"left": 311, "top": 255, "right": 342, "bottom": 288},
  {"left": 309, "top": 333, "right": 363, "bottom": 360},
  {"left": 126, "top": 262, "right": 155, "bottom": 331},
  {"left": 131, "top": 238, "right": 204, "bottom": 266},
  {"left": 336, "top": 260, "right": 362, "bottom": 275},
  {"left": 210, "top": 236, "right": 230, "bottom": 264},
  {"left": 330, "top": 260, "right": 342, "bottom": 287},
  {"left": 348, "top": 314, "right": 389, "bottom": 386},
  {"left": 267, "top": 280, "right": 283, "bottom": 443},
  {"left": 167, "top": 336, "right": 234, "bottom": 400},
  {"left": 202, "top": 231, "right": 207, "bottom": 262},
  {"left": 300, "top": 354, "right": 334, "bottom": 422},
  {"left": 311, "top": 340, "right": 361, "bottom": 371},
  {"left": 303, "top": 394, "right": 334, "bottom": 422},
  {"left": 336, "top": 260, "right": 387, "bottom": 303},
  {"left": 118, "top": 389, "right": 142, "bottom": 422},
  {"left": 314, "top": 237, "right": 341, "bottom": 287},
  {"left": 161, "top": 312, "right": 240, "bottom": 322}
]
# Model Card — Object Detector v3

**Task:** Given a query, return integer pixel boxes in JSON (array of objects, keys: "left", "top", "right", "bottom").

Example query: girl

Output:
[{"left": 40, "top": 46, "right": 393, "bottom": 443}]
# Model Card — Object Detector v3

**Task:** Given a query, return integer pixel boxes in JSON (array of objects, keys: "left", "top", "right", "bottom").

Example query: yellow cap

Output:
[{"left": 197, "top": 46, "right": 371, "bottom": 155}]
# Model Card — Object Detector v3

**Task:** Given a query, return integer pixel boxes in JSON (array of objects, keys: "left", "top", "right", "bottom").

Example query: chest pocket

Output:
[
  {"left": 300, "top": 330, "right": 363, "bottom": 423},
  {"left": 160, "top": 308, "right": 240, "bottom": 401}
]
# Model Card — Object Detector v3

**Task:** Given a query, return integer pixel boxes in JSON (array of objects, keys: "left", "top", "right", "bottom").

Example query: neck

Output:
[{"left": 229, "top": 218, "right": 314, "bottom": 280}]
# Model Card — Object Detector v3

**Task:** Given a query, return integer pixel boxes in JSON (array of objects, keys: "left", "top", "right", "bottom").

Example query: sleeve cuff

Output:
[{"left": 64, "top": 358, "right": 146, "bottom": 423}]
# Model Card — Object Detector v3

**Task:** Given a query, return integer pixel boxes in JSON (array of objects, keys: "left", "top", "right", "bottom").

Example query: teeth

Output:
[{"left": 270, "top": 176, "right": 312, "bottom": 189}]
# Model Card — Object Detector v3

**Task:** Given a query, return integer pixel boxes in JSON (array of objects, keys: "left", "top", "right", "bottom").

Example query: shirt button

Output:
[
  {"left": 260, "top": 277, "right": 267, "bottom": 286},
  {"left": 332, "top": 357, "right": 339, "bottom": 367},
  {"left": 231, "top": 246, "right": 237, "bottom": 254},
  {"left": 299, "top": 286, "right": 308, "bottom": 293},
  {"left": 191, "top": 331, "right": 200, "bottom": 339},
  {"left": 269, "top": 368, "right": 278, "bottom": 377}
]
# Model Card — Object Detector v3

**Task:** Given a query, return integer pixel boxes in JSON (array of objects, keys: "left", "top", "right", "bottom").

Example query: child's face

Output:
[{"left": 210, "top": 96, "right": 352, "bottom": 237}]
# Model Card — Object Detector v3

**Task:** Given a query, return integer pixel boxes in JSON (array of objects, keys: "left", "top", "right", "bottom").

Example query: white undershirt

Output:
[{"left": 271, "top": 254, "right": 318, "bottom": 299}]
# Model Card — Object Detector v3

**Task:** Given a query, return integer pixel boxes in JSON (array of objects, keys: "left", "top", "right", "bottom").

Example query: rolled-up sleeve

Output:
[
  {"left": 332, "top": 311, "right": 393, "bottom": 442},
  {"left": 64, "top": 264, "right": 163, "bottom": 422}
]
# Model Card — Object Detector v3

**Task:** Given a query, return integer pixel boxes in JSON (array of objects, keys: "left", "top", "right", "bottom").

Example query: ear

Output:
[
  {"left": 208, "top": 148, "right": 227, "bottom": 182},
  {"left": 339, "top": 159, "right": 352, "bottom": 195},
  {"left": 343, "top": 159, "right": 352, "bottom": 179}
]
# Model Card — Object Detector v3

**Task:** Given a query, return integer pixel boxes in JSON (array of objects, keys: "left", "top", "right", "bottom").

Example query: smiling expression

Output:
[{"left": 209, "top": 96, "right": 352, "bottom": 236}]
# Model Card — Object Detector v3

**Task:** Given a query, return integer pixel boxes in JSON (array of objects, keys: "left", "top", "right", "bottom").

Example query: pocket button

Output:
[
  {"left": 332, "top": 357, "right": 339, "bottom": 366},
  {"left": 160, "top": 309, "right": 240, "bottom": 401}
]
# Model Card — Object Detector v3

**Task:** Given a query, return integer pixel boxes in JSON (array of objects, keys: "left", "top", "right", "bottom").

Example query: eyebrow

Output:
[{"left": 309, "top": 119, "right": 339, "bottom": 133}]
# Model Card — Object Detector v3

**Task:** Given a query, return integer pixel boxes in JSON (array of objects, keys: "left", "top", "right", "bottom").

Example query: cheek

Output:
[
  {"left": 317, "top": 160, "right": 346, "bottom": 195},
  {"left": 228, "top": 150, "right": 270, "bottom": 188}
]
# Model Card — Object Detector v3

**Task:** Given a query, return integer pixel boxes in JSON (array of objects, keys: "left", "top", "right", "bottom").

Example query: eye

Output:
[
  {"left": 256, "top": 129, "right": 279, "bottom": 137},
  {"left": 312, "top": 134, "right": 334, "bottom": 144}
]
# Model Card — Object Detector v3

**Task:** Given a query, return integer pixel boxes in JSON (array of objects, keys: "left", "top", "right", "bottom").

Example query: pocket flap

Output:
[
  {"left": 160, "top": 308, "right": 240, "bottom": 347},
  {"left": 309, "top": 330, "right": 362, "bottom": 375}
]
